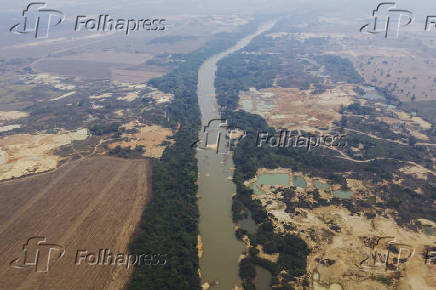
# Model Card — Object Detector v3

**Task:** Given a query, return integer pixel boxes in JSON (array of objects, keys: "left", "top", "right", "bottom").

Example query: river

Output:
[{"left": 197, "top": 21, "right": 276, "bottom": 290}]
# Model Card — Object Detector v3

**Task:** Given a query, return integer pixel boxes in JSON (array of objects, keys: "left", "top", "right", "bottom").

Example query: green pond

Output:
[
  {"left": 314, "top": 180, "right": 329, "bottom": 189},
  {"left": 293, "top": 175, "right": 307, "bottom": 188},
  {"left": 333, "top": 190, "right": 354, "bottom": 199},
  {"left": 253, "top": 173, "right": 290, "bottom": 195},
  {"left": 423, "top": 225, "right": 433, "bottom": 236}
]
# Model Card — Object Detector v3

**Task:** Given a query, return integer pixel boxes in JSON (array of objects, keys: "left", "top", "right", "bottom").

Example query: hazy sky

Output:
[
  {"left": 4, "top": 0, "right": 436, "bottom": 20},
  {"left": 2, "top": 0, "right": 436, "bottom": 47}
]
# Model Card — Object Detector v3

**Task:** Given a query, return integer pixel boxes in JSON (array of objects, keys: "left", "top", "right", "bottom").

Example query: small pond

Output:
[
  {"left": 333, "top": 190, "right": 353, "bottom": 199},
  {"left": 293, "top": 175, "right": 307, "bottom": 188},
  {"left": 253, "top": 173, "right": 290, "bottom": 195},
  {"left": 314, "top": 179, "right": 329, "bottom": 189}
]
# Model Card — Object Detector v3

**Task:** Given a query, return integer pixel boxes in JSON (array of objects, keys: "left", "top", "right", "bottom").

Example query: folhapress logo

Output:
[
  {"left": 9, "top": 237, "right": 167, "bottom": 272},
  {"left": 10, "top": 2, "right": 166, "bottom": 39},
  {"left": 360, "top": 3, "right": 436, "bottom": 38},
  {"left": 10, "top": 2, "right": 65, "bottom": 39},
  {"left": 10, "top": 237, "right": 65, "bottom": 273},
  {"left": 360, "top": 2, "right": 414, "bottom": 38},
  {"left": 192, "top": 119, "right": 246, "bottom": 155}
]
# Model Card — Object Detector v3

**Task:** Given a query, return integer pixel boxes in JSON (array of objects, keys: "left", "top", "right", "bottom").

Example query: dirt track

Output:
[{"left": 0, "top": 156, "right": 151, "bottom": 290}]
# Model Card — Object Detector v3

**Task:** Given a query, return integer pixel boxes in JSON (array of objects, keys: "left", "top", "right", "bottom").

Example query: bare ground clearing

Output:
[{"left": 0, "top": 156, "right": 151, "bottom": 290}]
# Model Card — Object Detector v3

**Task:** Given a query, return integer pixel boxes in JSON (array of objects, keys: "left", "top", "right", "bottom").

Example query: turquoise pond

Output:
[
  {"left": 333, "top": 190, "right": 354, "bottom": 199},
  {"left": 314, "top": 180, "right": 329, "bottom": 189},
  {"left": 292, "top": 176, "right": 307, "bottom": 188},
  {"left": 253, "top": 173, "right": 290, "bottom": 195},
  {"left": 423, "top": 226, "right": 433, "bottom": 236}
]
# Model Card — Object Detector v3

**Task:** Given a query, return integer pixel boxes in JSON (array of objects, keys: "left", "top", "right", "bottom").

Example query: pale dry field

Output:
[
  {"left": 111, "top": 69, "right": 168, "bottom": 83},
  {"left": 109, "top": 123, "right": 173, "bottom": 158},
  {"left": 351, "top": 53, "right": 436, "bottom": 102},
  {"left": 0, "top": 111, "right": 29, "bottom": 122},
  {"left": 0, "top": 129, "right": 89, "bottom": 181},
  {"left": 239, "top": 86, "right": 354, "bottom": 131},
  {"left": 0, "top": 156, "right": 151, "bottom": 290}
]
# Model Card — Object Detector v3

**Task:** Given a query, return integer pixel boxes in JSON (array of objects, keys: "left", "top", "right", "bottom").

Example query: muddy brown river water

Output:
[{"left": 197, "top": 21, "right": 276, "bottom": 290}]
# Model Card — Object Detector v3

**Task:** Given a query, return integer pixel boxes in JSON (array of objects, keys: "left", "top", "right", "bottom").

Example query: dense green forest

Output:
[
  {"left": 215, "top": 52, "right": 281, "bottom": 109},
  {"left": 128, "top": 53, "right": 202, "bottom": 290},
  {"left": 316, "top": 55, "right": 364, "bottom": 84}
]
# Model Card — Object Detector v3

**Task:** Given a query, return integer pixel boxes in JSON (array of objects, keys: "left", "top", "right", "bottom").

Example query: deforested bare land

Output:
[{"left": 0, "top": 156, "right": 151, "bottom": 290}]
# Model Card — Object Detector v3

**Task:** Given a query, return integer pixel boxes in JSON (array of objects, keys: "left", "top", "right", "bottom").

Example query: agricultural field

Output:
[{"left": 0, "top": 157, "right": 151, "bottom": 289}]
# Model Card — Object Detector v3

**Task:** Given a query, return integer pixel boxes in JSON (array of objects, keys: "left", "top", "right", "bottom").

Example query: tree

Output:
[{"left": 408, "top": 136, "right": 416, "bottom": 146}]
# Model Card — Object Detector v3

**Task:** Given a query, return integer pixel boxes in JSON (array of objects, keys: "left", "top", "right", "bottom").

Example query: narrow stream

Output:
[{"left": 197, "top": 21, "right": 276, "bottom": 290}]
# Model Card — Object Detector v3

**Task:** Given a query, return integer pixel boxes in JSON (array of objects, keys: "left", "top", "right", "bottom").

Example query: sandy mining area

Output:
[
  {"left": 271, "top": 203, "right": 435, "bottom": 290},
  {"left": 109, "top": 123, "right": 173, "bottom": 158},
  {"left": 0, "top": 128, "right": 88, "bottom": 181},
  {"left": 0, "top": 156, "right": 151, "bottom": 290},
  {"left": 248, "top": 169, "right": 436, "bottom": 290},
  {"left": 239, "top": 86, "right": 354, "bottom": 131},
  {"left": 0, "top": 111, "right": 29, "bottom": 122},
  {"left": 294, "top": 207, "right": 435, "bottom": 290}
]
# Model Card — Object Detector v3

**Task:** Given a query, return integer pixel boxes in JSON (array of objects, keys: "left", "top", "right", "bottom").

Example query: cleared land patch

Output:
[
  {"left": 0, "top": 156, "right": 151, "bottom": 290},
  {"left": 0, "top": 128, "right": 89, "bottom": 181},
  {"left": 239, "top": 86, "right": 354, "bottom": 131},
  {"left": 0, "top": 111, "right": 29, "bottom": 122},
  {"left": 246, "top": 168, "right": 436, "bottom": 290},
  {"left": 109, "top": 122, "right": 173, "bottom": 158}
]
